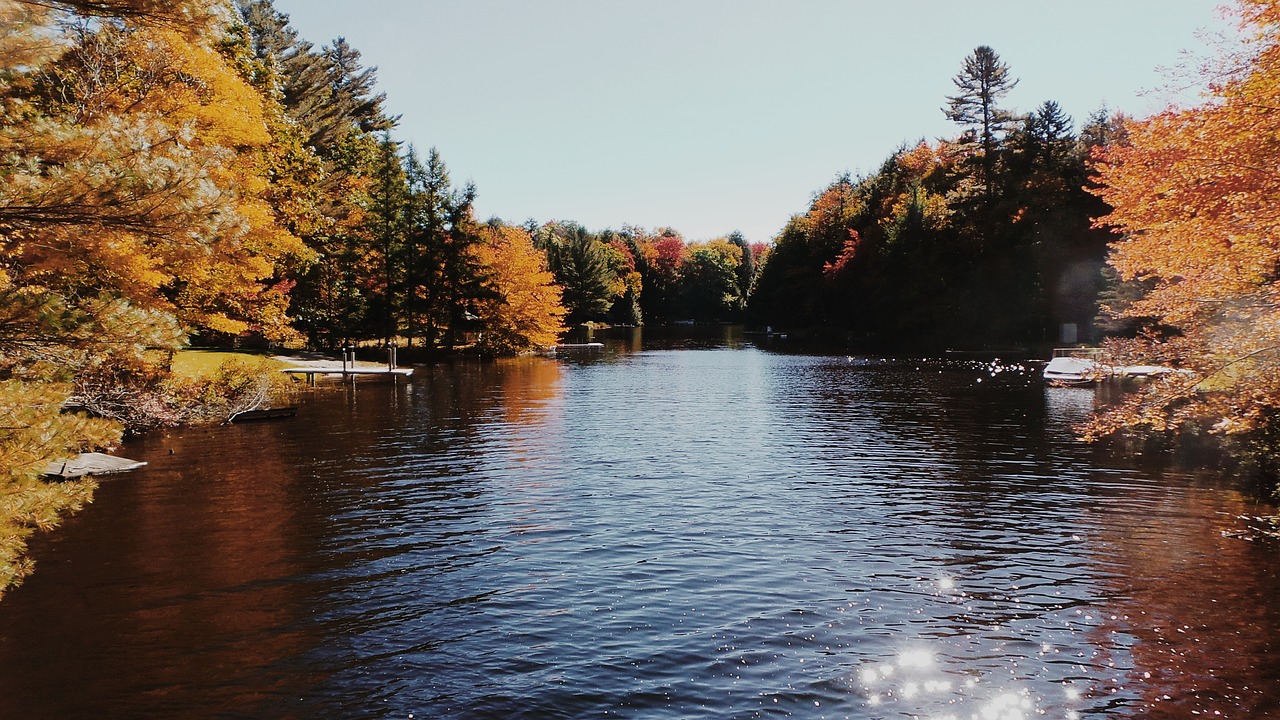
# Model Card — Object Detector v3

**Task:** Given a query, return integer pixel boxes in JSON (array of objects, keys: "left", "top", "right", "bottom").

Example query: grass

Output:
[{"left": 170, "top": 349, "right": 287, "bottom": 378}]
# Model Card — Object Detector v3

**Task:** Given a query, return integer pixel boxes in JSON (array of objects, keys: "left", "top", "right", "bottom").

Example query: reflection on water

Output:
[{"left": 0, "top": 333, "right": 1277, "bottom": 719}]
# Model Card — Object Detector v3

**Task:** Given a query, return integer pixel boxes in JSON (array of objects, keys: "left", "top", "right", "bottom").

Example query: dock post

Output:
[{"left": 388, "top": 343, "right": 397, "bottom": 370}]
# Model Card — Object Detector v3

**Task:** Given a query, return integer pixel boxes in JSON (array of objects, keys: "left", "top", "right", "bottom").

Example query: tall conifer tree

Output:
[{"left": 945, "top": 46, "right": 1019, "bottom": 203}]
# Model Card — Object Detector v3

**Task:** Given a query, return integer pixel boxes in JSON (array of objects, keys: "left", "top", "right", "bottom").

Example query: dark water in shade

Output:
[{"left": 2, "top": 331, "right": 1280, "bottom": 719}]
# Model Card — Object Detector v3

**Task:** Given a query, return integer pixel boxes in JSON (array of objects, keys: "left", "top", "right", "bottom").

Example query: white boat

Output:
[
  {"left": 1043, "top": 355, "right": 1106, "bottom": 385},
  {"left": 1043, "top": 348, "right": 1183, "bottom": 386}
]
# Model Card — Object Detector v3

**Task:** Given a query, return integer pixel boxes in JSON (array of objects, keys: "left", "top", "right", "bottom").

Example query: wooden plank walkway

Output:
[{"left": 281, "top": 366, "right": 413, "bottom": 385}]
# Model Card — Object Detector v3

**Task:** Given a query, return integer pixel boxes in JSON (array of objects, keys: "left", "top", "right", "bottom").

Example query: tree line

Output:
[{"left": 747, "top": 45, "right": 1126, "bottom": 349}]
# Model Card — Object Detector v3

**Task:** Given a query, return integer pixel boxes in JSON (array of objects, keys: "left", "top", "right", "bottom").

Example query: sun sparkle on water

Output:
[
  {"left": 855, "top": 641, "right": 1102, "bottom": 720},
  {"left": 898, "top": 648, "right": 935, "bottom": 669}
]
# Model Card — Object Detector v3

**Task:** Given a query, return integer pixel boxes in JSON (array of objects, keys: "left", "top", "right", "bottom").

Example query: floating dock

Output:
[{"left": 44, "top": 452, "right": 147, "bottom": 480}]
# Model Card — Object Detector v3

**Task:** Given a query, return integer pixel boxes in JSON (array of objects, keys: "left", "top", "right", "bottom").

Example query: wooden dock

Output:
[
  {"left": 44, "top": 452, "right": 146, "bottom": 480},
  {"left": 280, "top": 366, "right": 413, "bottom": 386}
]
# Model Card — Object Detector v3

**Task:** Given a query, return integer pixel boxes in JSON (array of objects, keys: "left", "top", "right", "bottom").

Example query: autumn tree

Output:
[
  {"left": 471, "top": 223, "right": 566, "bottom": 354},
  {"left": 602, "top": 230, "right": 643, "bottom": 325},
  {"left": 634, "top": 229, "right": 688, "bottom": 321},
  {"left": 727, "top": 231, "right": 755, "bottom": 314},
  {"left": 1087, "top": 0, "right": 1280, "bottom": 468},
  {"left": 0, "top": 0, "right": 302, "bottom": 596},
  {"left": 748, "top": 98, "right": 1124, "bottom": 348},
  {"left": 233, "top": 0, "right": 395, "bottom": 349},
  {"left": 748, "top": 175, "right": 861, "bottom": 330},
  {"left": 2, "top": 11, "right": 310, "bottom": 339},
  {"left": 19, "top": 0, "right": 212, "bottom": 23}
]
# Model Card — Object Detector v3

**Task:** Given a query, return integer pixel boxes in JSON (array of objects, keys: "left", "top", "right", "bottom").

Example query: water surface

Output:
[{"left": 1, "top": 334, "right": 1277, "bottom": 719}]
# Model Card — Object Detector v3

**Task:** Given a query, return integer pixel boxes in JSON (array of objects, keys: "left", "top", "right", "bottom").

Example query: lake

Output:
[{"left": 1, "top": 329, "right": 1278, "bottom": 719}]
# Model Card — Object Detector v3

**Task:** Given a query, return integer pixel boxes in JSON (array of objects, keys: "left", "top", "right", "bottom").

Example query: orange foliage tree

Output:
[
  {"left": 0, "top": 11, "right": 309, "bottom": 338},
  {"left": 1088, "top": 0, "right": 1280, "bottom": 443},
  {"left": 471, "top": 224, "right": 566, "bottom": 355}
]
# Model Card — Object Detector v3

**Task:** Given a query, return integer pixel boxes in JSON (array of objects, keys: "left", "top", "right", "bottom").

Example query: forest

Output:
[{"left": 3, "top": 0, "right": 1280, "bottom": 594}]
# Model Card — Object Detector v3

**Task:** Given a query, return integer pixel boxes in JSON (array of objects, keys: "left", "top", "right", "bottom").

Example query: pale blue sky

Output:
[{"left": 272, "top": 0, "right": 1232, "bottom": 244}]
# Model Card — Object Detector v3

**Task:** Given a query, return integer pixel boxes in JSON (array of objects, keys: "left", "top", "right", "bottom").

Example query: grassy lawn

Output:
[{"left": 170, "top": 349, "right": 287, "bottom": 378}]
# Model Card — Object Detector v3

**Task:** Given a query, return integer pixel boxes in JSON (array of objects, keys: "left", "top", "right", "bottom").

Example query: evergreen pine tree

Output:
[{"left": 944, "top": 46, "right": 1019, "bottom": 202}]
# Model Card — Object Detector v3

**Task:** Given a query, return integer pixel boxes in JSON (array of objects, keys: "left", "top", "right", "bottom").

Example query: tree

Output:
[
  {"left": 945, "top": 45, "right": 1019, "bottom": 202},
  {"left": 0, "top": 375, "right": 117, "bottom": 598},
  {"left": 368, "top": 134, "right": 410, "bottom": 345},
  {"left": 1000, "top": 101, "right": 1094, "bottom": 341},
  {"left": 681, "top": 240, "right": 742, "bottom": 323},
  {"left": 1013, "top": 100, "right": 1075, "bottom": 174},
  {"left": 0, "top": 0, "right": 308, "bottom": 597},
  {"left": 602, "top": 231, "right": 643, "bottom": 325},
  {"left": 16, "top": 0, "right": 220, "bottom": 34},
  {"left": 747, "top": 175, "right": 861, "bottom": 330},
  {"left": 1, "top": 14, "right": 309, "bottom": 338},
  {"left": 635, "top": 230, "right": 688, "bottom": 321},
  {"left": 235, "top": 1, "right": 393, "bottom": 154},
  {"left": 1086, "top": 0, "right": 1280, "bottom": 455},
  {"left": 542, "top": 223, "right": 619, "bottom": 325},
  {"left": 727, "top": 230, "right": 754, "bottom": 315},
  {"left": 232, "top": 0, "right": 398, "bottom": 350},
  {"left": 471, "top": 224, "right": 566, "bottom": 354}
]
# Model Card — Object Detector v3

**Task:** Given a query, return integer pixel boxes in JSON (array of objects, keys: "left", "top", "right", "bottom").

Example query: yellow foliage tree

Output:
[
  {"left": 0, "top": 0, "right": 312, "bottom": 596},
  {"left": 0, "top": 376, "right": 120, "bottom": 598}
]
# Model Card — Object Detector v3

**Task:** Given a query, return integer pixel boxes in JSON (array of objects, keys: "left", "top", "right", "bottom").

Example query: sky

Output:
[{"left": 271, "top": 0, "right": 1234, "bottom": 245}]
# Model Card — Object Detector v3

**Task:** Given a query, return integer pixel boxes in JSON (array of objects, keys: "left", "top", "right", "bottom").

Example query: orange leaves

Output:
[
  {"left": 896, "top": 140, "right": 944, "bottom": 177},
  {"left": 0, "top": 9, "right": 308, "bottom": 338},
  {"left": 472, "top": 224, "right": 567, "bottom": 354},
  {"left": 802, "top": 178, "right": 858, "bottom": 235},
  {"left": 1087, "top": 0, "right": 1280, "bottom": 438},
  {"left": 0, "top": 2, "right": 62, "bottom": 71},
  {"left": 822, "top": 230, "right": 861, "bottom": 279},
  {"left": 119, "top": 27, "right": 271, "bottom": 148},
  {"left": 1095, "top": 91, "right": 1280, "bottom": 319}
]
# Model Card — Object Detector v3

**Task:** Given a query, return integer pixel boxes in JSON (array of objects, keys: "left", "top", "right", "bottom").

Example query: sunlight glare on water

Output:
[{"left": 852, "top": 574, "right": 1097, "bottom": 720}]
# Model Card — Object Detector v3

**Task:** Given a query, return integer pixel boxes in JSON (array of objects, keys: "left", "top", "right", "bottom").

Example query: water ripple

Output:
[{"left": 1, "top": 345, "right": 1276, "bottom": 719}]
